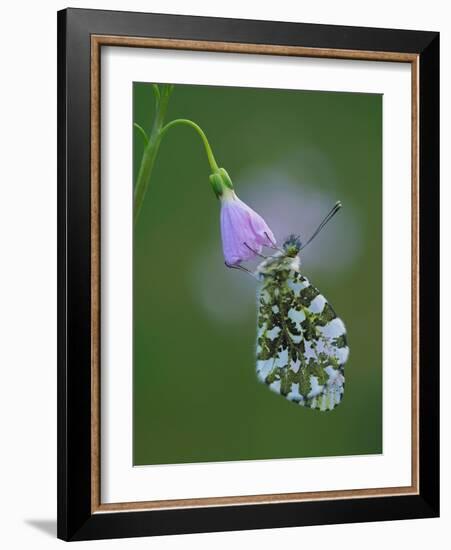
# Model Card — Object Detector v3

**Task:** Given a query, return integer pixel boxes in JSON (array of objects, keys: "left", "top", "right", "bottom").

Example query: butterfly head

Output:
[
  {"left": 282, "top": 234, "right": 302, "bottom": 257},
  {"left": 256, "top": 202, "right": 342, "bottom": 279},
  {"left": 283, "top": 201, "right": 343, "bottom": 258}
]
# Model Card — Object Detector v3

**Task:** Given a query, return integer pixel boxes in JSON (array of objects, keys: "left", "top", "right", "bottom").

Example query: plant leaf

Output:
[{"left": 133, "top": 123, "right": 149, "bottom": 147}]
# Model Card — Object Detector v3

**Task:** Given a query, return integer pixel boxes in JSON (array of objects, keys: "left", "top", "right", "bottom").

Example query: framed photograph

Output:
[{"left": 57, "top": 8, "right": 439, "bottom": 541}]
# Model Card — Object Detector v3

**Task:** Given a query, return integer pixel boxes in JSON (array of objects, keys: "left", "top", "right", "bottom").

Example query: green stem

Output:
[
  {"left": 134, "top": 85, "right": 172, "bottom": 225},
  {"left": 151, "top": 84, "right": 160, "bottom": 105},
  {"left": 159, "top": 119, "right": 219, "bottom": 173}
]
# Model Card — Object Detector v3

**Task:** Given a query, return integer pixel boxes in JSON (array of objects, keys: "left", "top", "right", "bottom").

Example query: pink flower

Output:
[{"left": 220, "top": 189, "right": 276, "bottom": 265}]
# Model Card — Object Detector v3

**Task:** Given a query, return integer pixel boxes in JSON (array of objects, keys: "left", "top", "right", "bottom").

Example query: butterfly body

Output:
[{"left": 255, "top": 235, "right": 349, "bottom": 411}]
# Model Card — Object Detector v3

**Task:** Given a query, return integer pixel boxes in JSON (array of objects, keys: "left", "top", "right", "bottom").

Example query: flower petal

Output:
[{"left": 219, "top": 192, "right": 276, "bottom": 264}]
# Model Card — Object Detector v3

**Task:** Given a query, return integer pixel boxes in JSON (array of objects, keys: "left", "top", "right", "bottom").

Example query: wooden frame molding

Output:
[{"left": 90, "top": 35, "right": 420, "bottom": 515}]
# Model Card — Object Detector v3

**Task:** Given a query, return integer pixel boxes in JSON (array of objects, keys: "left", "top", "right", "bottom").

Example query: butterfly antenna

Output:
[{"left": 300, "top": 201, "right": 342, "bottom": 251}]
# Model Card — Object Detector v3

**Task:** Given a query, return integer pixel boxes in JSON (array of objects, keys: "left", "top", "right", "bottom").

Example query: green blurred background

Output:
[{"left": 133, "top": 83, "right": 382, "bottom": 466}]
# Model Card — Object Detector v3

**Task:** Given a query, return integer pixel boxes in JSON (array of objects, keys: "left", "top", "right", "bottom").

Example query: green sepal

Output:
[
  {"left": 209, "top": 173, "right": 224, "bottom": 198},
  {"left": 218, "top": 168, "right": 234, "bottom": 189},
  {"left": 209, "top": 168, "right": 235, "bottom": 198}
]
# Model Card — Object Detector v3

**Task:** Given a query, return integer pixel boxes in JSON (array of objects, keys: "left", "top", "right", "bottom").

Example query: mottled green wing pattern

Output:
[{"left": 256, "top": 269, "right": 349, "bottom": 411}]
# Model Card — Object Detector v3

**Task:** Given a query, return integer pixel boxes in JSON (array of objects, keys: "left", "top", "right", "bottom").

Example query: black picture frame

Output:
[{"left": 57, "top": 7, "right": 439, "bottom": 541}]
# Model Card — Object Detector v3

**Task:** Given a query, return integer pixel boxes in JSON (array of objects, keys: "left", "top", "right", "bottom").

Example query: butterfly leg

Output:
[
  {"left": 243, "top": 242, "right": 268, "bottom": 258},
  {"left": 225, "top": 262, "right": 259, "bottom": 280},
  {"left": 264, "top": 231, "right": 284, "bottom": 253}
]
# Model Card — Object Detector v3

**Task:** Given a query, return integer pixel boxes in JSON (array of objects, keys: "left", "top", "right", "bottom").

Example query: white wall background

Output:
[{"left": 0, "top": 1, "right": 448, "bottom": 548}]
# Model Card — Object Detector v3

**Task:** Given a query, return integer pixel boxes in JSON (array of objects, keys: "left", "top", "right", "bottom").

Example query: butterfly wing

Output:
[{"left": 256, "top": 269, "right": 348, "bottom": 411}]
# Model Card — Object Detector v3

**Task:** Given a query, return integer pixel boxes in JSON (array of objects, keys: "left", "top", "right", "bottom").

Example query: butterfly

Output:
[{"left": 254, "top": 202, "right": 349, "bottom": 411}]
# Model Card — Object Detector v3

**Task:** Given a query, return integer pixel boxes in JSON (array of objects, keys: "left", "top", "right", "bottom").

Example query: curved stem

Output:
[
  {"left": 134, "top": 88, "right": 220, "bottom": 225},
  {"left": 160, "top": 119, "right": 219, "bottom": 173}
]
